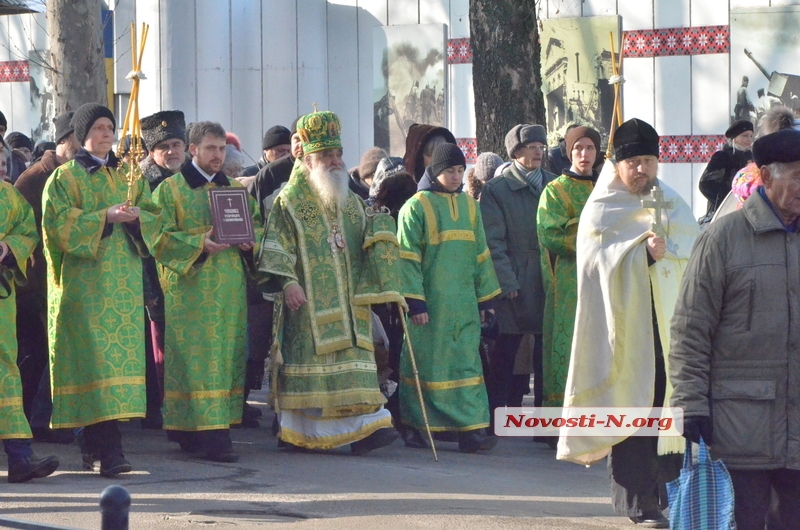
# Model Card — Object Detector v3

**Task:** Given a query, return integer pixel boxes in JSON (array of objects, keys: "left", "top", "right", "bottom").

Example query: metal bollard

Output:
[{"left": 99, "top": 486, "right": 130, "bottom": 530}]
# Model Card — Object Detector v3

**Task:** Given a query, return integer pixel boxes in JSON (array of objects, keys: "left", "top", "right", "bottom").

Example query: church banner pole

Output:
[
  {"left": 399, "top": 306, "right": 438, "bottom": 462},
  {"left": 606, "top": 31, "right": 625, "bottom": 158}
]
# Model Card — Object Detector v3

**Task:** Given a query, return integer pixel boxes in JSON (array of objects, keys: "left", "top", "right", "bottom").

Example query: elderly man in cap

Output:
[
  {"left": 243, "top": 125, "right": 292, "bottom": 177},
  {"left": 14, "top": 112, "right": 80, "bottom": 443},
  {"left": 137, "top": 110, "right": 189, "bottom": 428},
  {"left": 670, "top": 128, "right": 800, "bottom": 529},
  {"left": 557, "top": 118, "right": 699, "bottom": 527},
  {"left": 481, "top": 124, "right": 556, "bottom": 426},
  {"left": 259, "top": 110, "right": 402, "bottom": 455},
  {"left": 42, "top": 103, "right": 161, "bottom": 476}
]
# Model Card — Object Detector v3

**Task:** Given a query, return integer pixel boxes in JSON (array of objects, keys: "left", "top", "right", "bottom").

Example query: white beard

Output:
[{"left": 307, "top": 163, "right": 350, "bottom": 210}]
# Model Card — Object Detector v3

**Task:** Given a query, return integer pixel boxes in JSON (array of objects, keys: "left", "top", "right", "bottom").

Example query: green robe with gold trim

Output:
[
  {"left": 258, "top": 162, "right": 402, "bottom": 443},
  {"left": 43, "top": 157, "right": 160, "bottom": 429},
  {"left": 537, "top": 174, "right": 595, "bottom": 407},
  {"left": 1, "top": 182, "right": 38, "bottom": 439},
  {"left": 397, "top": 190, "right": 501, "bottom": 432},
  {"left": 152, "top": 169, "right": 260, "bottom": 432}
]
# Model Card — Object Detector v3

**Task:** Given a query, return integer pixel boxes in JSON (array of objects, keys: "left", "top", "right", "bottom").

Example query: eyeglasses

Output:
[{"left": 522, "top": 144, "right": 545, "bottom": 153}]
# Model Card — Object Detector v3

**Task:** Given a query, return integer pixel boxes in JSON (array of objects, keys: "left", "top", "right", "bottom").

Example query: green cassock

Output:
[
  {"left": 536, "top": 174, "right": 595, "bottom": 407},
  {"left": 397, "top": 190, "right": 501, "bottom": 432},
  {"left": 258, "top": 162, "right": 403, "bottom": 448},
  {"left": 42, "top": 158, "right": 160, "bottom": 428},
  {"left": 152, "top": 170, "right": 260, "bottom": 431},
  {"left": 0, "top": 182, "right": 38, "bottom": 439}
]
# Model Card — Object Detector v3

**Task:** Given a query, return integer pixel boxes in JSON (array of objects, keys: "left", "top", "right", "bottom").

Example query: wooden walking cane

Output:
[{"left": 398, "top": 304, "right": 438, "bottom": 462}]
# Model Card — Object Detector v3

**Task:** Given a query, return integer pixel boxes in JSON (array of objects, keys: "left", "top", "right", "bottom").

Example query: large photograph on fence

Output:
[
  {"left": 731, "top": 7, "right": 800, "bottom": 124},
  {"left": 373, "top": 24, "right": 446, "bottom": 155},
  {"left": 540, "top": 16, "right": 621, "bottom": 147}
]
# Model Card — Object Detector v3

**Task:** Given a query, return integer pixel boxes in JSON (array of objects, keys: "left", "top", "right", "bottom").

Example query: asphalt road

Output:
[{"left": 1, "top": 392, "right": 630, "bottom": 529}]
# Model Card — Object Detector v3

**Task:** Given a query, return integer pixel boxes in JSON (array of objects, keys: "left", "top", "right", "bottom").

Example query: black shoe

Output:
[
  {"left": 140, "top": 412, "right": 163, "bottom": 429},
  {"left": 351, "top": 428, "right": 399, "bottom": 456},
  {"left": 271, "top": 416, "right": 280, "bottom": 437},
  {"left": 100, "top": 454, "right": 132, "bottom": 477},
  {"left": 8, "top": 454, "right": 59, "bottom": 483},
  {"left": 432, "top": 431, "right": 458, "bottom": 442},
  {"left": 403, "top": 429, "right": 428, "bottom": 449},
  {"left": 243, "top": 403, "right": 262, "bottom": 419},
  {"left": 82, "top": 452, "right": 100, "bottom": 471},
  {"left": 202, "top": 449, "right": 240, "bottom": 463},
  {"left": 629, "top": 512, "right": 669, "bottom": 528},
  {"left": 31, "top": 427, "right": 75, "bottom": 445},
  {"left": 458, "top": 431, "right": 498, "bottom": 453}
]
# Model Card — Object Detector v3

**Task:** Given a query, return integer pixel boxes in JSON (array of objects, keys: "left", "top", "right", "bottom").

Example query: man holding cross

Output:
[{"left": 557, "top": 118, "right": 700, "bottom": 527}]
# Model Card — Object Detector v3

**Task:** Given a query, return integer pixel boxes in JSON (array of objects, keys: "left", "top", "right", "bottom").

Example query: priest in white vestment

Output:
[{"left": 557, "top": 118, "right": 700, "bottom": 527}]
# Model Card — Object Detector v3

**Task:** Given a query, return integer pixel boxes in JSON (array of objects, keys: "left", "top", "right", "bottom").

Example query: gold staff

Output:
[
  {"left": 116, "top": 22, "right": 150, "bottom": 205},
  {"left": 606, "top": 31, "right": 625, "bottom": 158},
  {"left": 399, "top": 307, "right": 438, "bottom": 461}
]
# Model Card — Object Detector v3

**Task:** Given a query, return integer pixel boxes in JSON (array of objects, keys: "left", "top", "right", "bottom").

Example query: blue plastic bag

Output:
[{"left": 666, "top": 438, "right": 736, "bottom": 529}]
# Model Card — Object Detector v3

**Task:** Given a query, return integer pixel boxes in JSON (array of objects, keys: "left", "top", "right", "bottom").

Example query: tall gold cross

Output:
[{"left": 641, "top": 186, "right": 674, "bottom": 238}]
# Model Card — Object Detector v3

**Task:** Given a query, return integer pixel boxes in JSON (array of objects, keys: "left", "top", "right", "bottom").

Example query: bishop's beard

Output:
[{"left": 307, "top": 162, "right": 350, "bottom": 210}]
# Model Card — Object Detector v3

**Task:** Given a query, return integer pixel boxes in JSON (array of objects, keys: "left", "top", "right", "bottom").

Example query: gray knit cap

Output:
[
  {"left": 473, "top": 152, "right": 504, "bottom": 182},
  {"left": 505, "top": 124, "right": 547, "bottom": 159}
]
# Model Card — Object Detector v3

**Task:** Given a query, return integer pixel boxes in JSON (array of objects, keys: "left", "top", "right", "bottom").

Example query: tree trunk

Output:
[
  {"left": 47, "top": 0, "right": 107, "bottom": 114},
  {"left": 469, "top": 1, "right": 546, "bottom": 158}
]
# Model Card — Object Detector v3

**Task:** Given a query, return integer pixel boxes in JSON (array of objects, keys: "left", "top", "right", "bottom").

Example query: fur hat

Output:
[
  {"left": 140, "top": 110, "right": 186, "bottom": 150},
  {"left": 505, "top": 124, "right": 547, "bottom": 159},
  {"left": 429, "top": 143, "right": 466, "bottom": 178},
  {"left": 359, "top": 147, "right": 389, "bottom": 182},
  {"left": 565, "top": 126, "right": 601, "bottom": 161},
  {"left": 613, "top": 118, "right": 660, "bottom": 161},
  {"left": 473, "top": 152, "right": 504, "bottom": 182},
  {"left": 262, "top": 125, "right": 291, "bottom": 151},
  {"left": 725, "top": 120, "right": 754, "bottom": 140},
  {"left": 71, "top": 103, "right": 116, "bottom": 146}
]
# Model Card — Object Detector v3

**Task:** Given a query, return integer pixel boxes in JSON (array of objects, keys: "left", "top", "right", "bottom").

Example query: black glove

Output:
[{"left": 683, "top": 415, "right": 713, "bottom": 445}]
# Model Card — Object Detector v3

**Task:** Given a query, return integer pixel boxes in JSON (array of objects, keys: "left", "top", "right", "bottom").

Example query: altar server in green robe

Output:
[
  {"left": 397, "top": 143, "right": 502, "bottom": 453},
  {"left": 152, "top": 121, "right": 259, "bottom": 463},
  {"left": 537, "top": 126, "right": 601, "bottom": 408},
  {"left": 43, "top": 103, "right": 160, "bottom": 477},
  {"left": 1, "top": 158, "right": 59, "bottom": 483}
]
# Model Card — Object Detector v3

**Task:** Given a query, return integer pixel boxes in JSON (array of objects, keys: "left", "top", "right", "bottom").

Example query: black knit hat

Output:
[
  {"left": 141, "top": 110, "right": 186, "bottom": 150},
  {"left": 613, "top": 118, "right": 660, "bottom": 161},
  {"left": 54, "top": 111, "right": 75, "bottom": 144},
  {"left": 5, "top": 131, "right": 33, "bottom": 151},
  {"left": 71, "top": 103, "right": 116, "bottom": 146},
  {"left": 725, "top": 119, "right": 754, "bottom": 139},
  {"left": 262, "top": 125, "right": 291, "bottom": 150},
  {"left": 429, "top": 143, "right": 466, "bottom": 178},
  {"left": 752, "top": 129, "right": 800, "bottom": 167}
]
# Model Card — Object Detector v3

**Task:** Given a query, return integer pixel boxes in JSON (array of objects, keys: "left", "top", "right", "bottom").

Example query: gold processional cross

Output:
[
  {"left": 641, "top": 186, "right": 674, "bottom": 238},
  {"left": 116, "top": 22, "right": 150, "bottom": 205}
]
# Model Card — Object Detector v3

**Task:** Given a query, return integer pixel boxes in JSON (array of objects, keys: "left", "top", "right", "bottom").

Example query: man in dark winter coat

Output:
[
  {"left": 242, "top": 125, "right": 292, "bottom": 177},
  {"left": 481, "top": 124, "right": 557, "bottom": 422}
]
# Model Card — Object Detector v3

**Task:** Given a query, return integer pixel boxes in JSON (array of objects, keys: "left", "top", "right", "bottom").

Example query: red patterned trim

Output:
[
  {"left": 447, "top": 38, "right": 472, "bottom": 65},
  {"left": 623, "top": 26, "right": 729, "bottom": 58},
  {"left": 457, "top": 138, "right": 477, "bottom": 164},
  {"left": 659, "top": 135, "right": 725, "bottom": 164},
  {"left": 0, "top": 60, "right": 29, "bottom": 82}
]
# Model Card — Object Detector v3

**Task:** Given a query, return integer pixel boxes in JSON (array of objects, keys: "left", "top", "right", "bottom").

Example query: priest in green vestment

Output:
[
  {"left": 258, "top": 110, "right": 403, "bottom": 454},
  {"left": 537, "top": 126, "right": 601, "bottom": 408},
  {"left": 152, "top": 121, "right": 260, "bottom": 463},
  {"left": 42, "top": 103, "right": 160, "bottom": 477},
  {"left": 1, "top": 173, "right": 60, "bottom": 483},
  {"left": 397, "top": 143, "right": 502, "bottom": 453}
]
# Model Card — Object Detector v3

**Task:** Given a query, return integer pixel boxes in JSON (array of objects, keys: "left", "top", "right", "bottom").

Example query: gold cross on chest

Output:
[{"left": 641, "top": 186, "right": 674, "bottom": 238}]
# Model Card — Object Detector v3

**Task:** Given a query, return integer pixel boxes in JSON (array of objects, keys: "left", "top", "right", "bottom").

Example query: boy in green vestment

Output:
[
  {"left": 153, "top": 122, "right": 260, "bottom": 463},
  {"left": 1, "top": 155, "right": 59, "bottom": 483},
  {"left": 537, "top": 126, "right": 600, "bottom": 409},
  {"left": 397, "top": 143, "right": 502, "bottom": 452},
  {"left": 43, "top": 103, "right": 160, "bottom": 477}
]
